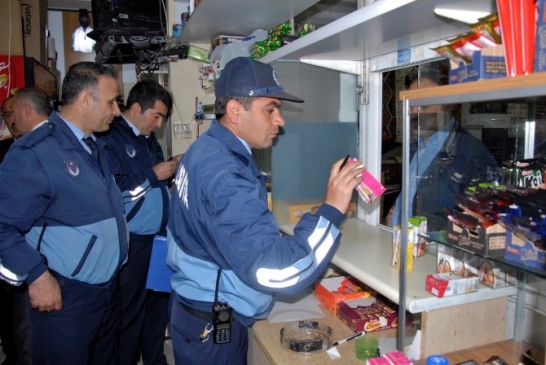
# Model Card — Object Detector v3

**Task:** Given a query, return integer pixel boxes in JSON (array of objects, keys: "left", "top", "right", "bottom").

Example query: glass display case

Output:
[{"left": 398, "top": 72, "right": 546, "bottom": 349}]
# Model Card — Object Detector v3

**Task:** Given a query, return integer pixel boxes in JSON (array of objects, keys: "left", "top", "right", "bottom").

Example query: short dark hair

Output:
[
  {"left": 15, "top": 87, "right": 52, "bottom": 117},
  {"left": 61, "top": 62, "right": 118, "bottom": 105},
  {"left": 214, "top": 96, "right": 255, "bottom": 120},
  {"left": 126, "top": 79, "right": 173, "bottom": 115},
  {"left": 2, "top": 95, "right": 14, "bottom": 111}
]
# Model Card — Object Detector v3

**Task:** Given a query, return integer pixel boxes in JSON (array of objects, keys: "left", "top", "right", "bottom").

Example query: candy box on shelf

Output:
[
  {"left": 315, "top": 276, "right": 372, "bottom": 315},
  {"left": 436, "top": 244, "right": 478, "bottom": 275},
  {"left": 477, "top": 258, "right": 517, "bottom": 289},
  {"left": 426, "top": 271, "right": 479, "bottom": 298},
  {"left": 447, "top": 220, "right": 506, "bottom": 257},
  {"left": 336, "top": 297, "right": 409, "bottom": 333},
  {"left": 504, "top": 231, "right": 546, "bottom": 271},
  {"left": 449, "top": 44, "right": 506, "bottom": 84}
]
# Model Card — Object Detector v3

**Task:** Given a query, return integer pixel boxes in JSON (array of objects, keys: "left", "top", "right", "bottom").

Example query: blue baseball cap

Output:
[{"left": 215, "top": 57, "right": 304, "bottom": 103}]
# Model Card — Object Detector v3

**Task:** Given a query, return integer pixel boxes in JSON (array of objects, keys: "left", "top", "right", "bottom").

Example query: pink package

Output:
[
  {"left": 367, "top": 357, "right": 390, "bottom": 365},
  {"left": 383, "top": 350, "right": 413, "bottom": 365},
  {"left": 356, "top": 170, "right": 387, "bottom": 204}
]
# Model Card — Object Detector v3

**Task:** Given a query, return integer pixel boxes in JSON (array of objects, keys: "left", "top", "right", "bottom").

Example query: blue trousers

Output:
[
  {"left": 119, "top": 233, "right": 169, "bottom": 365},
  {"left": 169, "top": 293, "right": 248, "bottom": 365},
  {"left": 28, "top": 271, "right": 120, "bottom": 365}
]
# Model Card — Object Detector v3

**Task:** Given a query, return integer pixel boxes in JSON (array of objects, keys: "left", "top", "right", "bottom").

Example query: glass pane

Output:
[{"left": 381, "top": 61, "right": 545, "bottom": 236}]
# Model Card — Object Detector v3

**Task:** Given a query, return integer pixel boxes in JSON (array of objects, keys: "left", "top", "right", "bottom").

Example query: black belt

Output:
[{"left": 180, "top": 302, "right": 212, "bottom": 322}]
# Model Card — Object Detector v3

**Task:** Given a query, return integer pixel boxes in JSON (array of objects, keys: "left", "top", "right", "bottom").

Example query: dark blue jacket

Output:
[
  {"left": 167, "top": 120, "right": 344, "bottom": 326},
  {"left": 99, "top": 117, "right": 169, "bottom": 235},
  {"left": 0, "top": 113, "right": 128, "bottom": 285},
  {"left": 412, "top": 122, "right": 499, "bottom": 230}
]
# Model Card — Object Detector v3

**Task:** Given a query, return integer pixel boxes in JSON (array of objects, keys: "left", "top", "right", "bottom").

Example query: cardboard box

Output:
[
  {"left": 0, "top": 0, "right": 24, "bottom": 57},
  {"left": 315, "top": 276, "right": 372, "bottom": 315},
  {"left": 447, "top": 220, "right": 506, "bottom": 257},
  {"left": 288, "top": 203, "right": 320, "bottom": 223},
  {"left": 436, "top": 244, "right": 478, "bottom": 275},
  {"left": 20, "top": 0, "right": 48, "bottom": 64},
  {"left": 477, "top": 258, "right": 517, "bottom": 289},
  {"left": 426, "top": 272, "right": 479, "bottom": 298},
  {"left": 449, "top": 45, "right": 506, "bottom": 84},
  {"left": 392, "top": 225, "right": 413, "bottom": 272},
  {"left": 336, "top": 298, "right": 407, "bottom": 333},
  {"left": 504, "top": 231, "right": 546, "bottom": 271}
]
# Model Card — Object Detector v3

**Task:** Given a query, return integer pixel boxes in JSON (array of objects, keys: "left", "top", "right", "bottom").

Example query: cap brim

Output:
[{"left": 269, "top": 92, "right": 304, "bottom": 103}]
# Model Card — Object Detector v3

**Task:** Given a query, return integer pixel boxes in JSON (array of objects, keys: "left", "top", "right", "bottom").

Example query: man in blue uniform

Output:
[
  {"left": 0, "top": 62, "right": 128, "bottom": 365},
  {"left": 99, "top": 79, "right": 177, "bottom": 365},
  {"left": 167, "top": 57, "right": 365, "bottom": 364}
]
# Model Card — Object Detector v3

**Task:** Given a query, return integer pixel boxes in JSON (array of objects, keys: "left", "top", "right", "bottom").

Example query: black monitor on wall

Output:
[
  {"left": 89, "top": 0, "right": 166, "bottom": 38},
  {"left": 89, "top": 0, "right": 167, "bottom": 64}
]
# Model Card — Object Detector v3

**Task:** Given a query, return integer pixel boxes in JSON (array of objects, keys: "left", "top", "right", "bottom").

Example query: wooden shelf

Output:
[
  {"left": 399, "top": 72, "right": 546, "bottom": 103},
  {"left": 414, "top": 340, "right": 544, "bottom": 365}
]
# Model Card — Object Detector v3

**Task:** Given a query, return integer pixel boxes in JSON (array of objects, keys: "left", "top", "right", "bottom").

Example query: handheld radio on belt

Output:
[{"left": 212, "top": 268, "right": 232, "bottom": 344}]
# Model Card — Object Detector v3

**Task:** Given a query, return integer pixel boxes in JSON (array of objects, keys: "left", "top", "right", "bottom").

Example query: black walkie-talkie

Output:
[{"left": 212, "top": 269, "right": 232, "bottom": 344}]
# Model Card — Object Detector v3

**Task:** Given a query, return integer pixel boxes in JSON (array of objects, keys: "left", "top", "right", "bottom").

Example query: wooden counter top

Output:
[{"left": 250, "top": 304, "right": 411, "bottom": 365}]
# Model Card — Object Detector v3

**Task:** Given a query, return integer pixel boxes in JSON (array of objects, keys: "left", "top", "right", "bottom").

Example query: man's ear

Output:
[
  {"left": 23, "top": 103, "right": 32, "bottom": 117},
  {"left": 129, "top": 103, "right": 142, "bottom": 116},
  {"left": 79, "top": 90, "right": 93, "bottom": 110},
  {"left": 225, "top": 99, "right": 241, "bottom": 124}
]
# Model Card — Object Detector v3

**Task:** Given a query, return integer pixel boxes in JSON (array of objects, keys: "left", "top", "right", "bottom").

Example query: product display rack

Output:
[
  {"left": 173, "top": 0, "right": 545, "bottom": 360},
  {"left": 399, "top": 73, "right": 546, "bottom": 359}
]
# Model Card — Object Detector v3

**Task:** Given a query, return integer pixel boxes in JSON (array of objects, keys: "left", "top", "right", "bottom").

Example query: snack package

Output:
[{"left": 357, "top": 170, "right": 387, "bottom": 205}]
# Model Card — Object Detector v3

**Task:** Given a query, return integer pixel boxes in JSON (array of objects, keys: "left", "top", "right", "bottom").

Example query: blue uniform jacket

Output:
[
  {"left": 99, "top": 117, "right": 169, "bottom": 235},
  {"left": 167, "top": 120, "right": 344, "bottom": 326},
  {"left": 412, "top": 122, "right": 499, "bottom": 231},
  {"left": 0, "top": 113, "right": 129, "bottom": 285}
]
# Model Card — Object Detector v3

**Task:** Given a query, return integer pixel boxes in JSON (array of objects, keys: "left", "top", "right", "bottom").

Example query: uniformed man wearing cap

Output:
[{"left": 166, "top": 57, "right": 366, "bottom": 364}]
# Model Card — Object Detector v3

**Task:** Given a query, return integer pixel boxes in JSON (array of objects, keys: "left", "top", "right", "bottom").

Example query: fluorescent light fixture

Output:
[{"left": 434, "top": 0, "right": 496, "bottom": 24}]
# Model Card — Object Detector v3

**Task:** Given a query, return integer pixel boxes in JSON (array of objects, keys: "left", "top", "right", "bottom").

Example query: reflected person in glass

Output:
[{"left": 387, "top": 72, "right": 499, "bottom": 232}]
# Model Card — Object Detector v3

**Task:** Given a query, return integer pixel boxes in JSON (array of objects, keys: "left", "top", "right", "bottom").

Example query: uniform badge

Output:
[
  {"left": 65, "top": 159, "right": 80, "bottom": 177},
  {"left": 126, "top": 144, "right": 137, "bottom": 158}
]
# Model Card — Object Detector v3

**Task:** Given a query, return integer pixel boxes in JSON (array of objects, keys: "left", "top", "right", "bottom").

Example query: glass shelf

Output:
[{"left": 422, "top": 232, "right": 546, "bottom": 280}]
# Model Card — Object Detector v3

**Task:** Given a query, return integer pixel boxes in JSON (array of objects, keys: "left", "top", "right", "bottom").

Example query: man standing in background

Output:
[
  {"left": 0, "top": 61, "right": 128, "bottom": 364},
  {"left": 100, "top": 79, "right": 178, "bottom": 365},
  {"left": 11, "top": 87, "right": 52, "bottom": 136},
  {"left": 0, "top": 87, "right": 52, "bottom": 365}
]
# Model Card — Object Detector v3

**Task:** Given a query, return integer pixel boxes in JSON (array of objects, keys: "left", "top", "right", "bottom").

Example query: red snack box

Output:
[
  {"left": 336, "top": 298, "right": 406, "bottom": 333},
  {"left": 315, "top": 276, "right": 372, "bottom": 315},
  {"left": 426, "top": 272, "right": 479, "bottom": 298}
]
